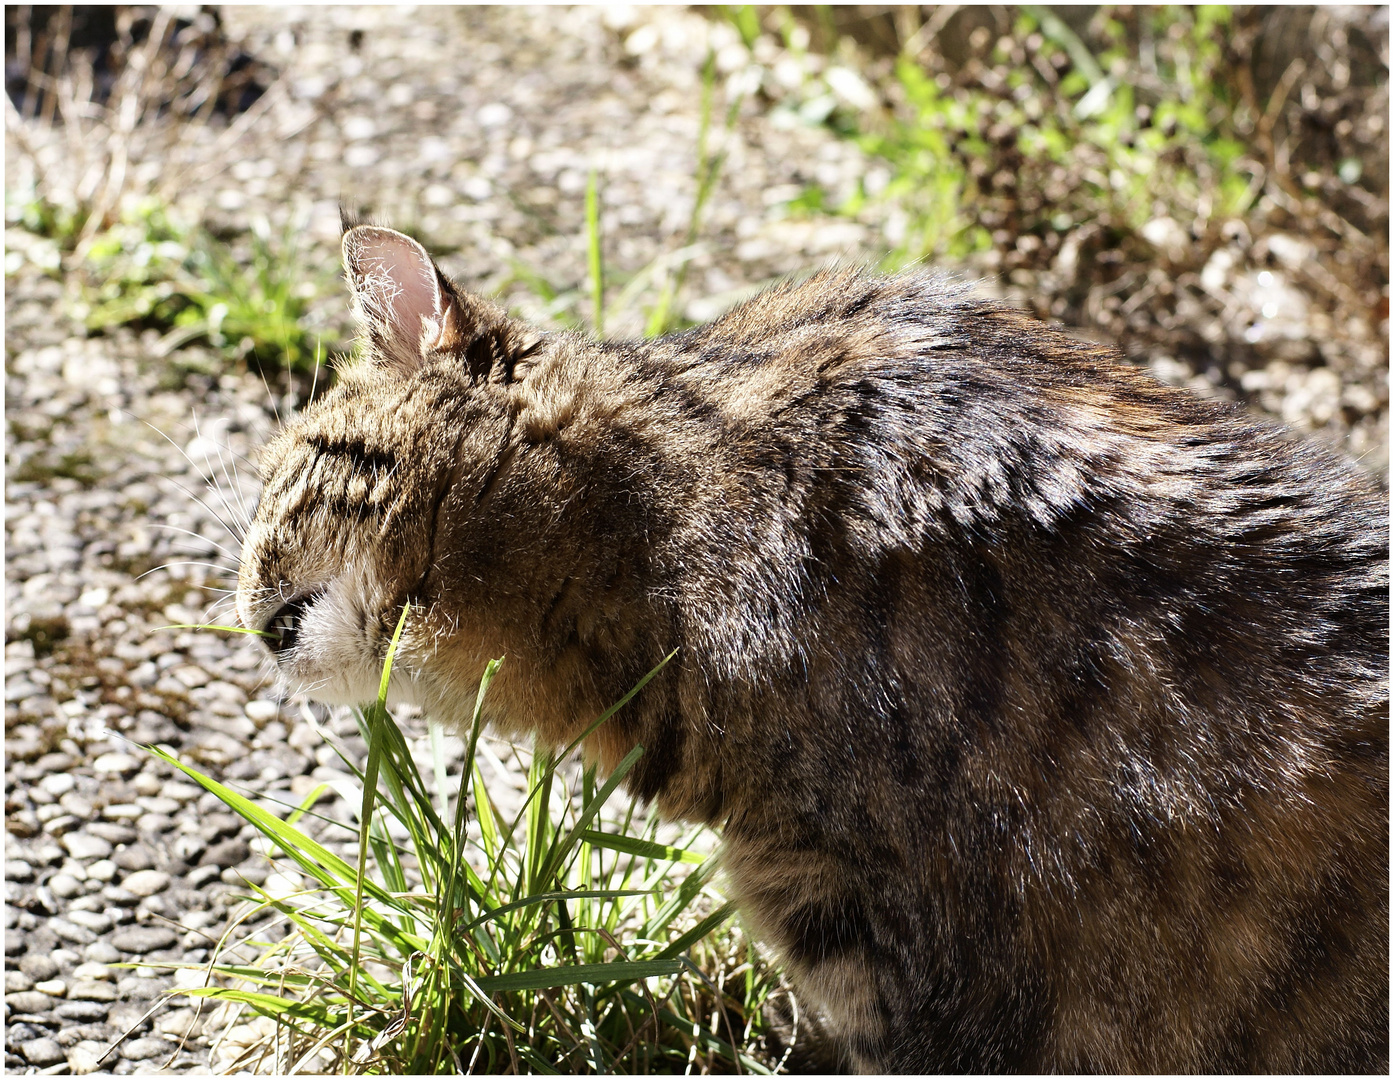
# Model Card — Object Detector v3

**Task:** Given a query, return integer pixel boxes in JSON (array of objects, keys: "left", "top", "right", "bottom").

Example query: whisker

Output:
[
  {"left": 307, "top": 338, "right": 324, "bottom": 406},
  {"left": 147, "top": 523, "right": 242, "bottom": 560},
  {"left": 192, "top": 408, "right": 253, "bottom": 541},
  {"left": 129, "top": 410, "right": 262, "bottom": 478},
  {"left": 135, "top": 560, "right": 240, "bottom": 581},
  {"left": 135, "top": 417, "right": 251, "bottom": 544}
]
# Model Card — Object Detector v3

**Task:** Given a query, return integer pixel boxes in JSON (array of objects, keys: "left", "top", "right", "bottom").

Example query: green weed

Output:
[
  {"left": 142, "top": 620, "right": 782, "bottom": 1073},
  {"left": 71, "top": 199, "right": 327, "bottom": 372}
]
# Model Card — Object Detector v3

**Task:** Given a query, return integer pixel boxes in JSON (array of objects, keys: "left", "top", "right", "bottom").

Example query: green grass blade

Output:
[
  {"left": 586, "top": 169, "right": 604, "bottom": 336},
  {"left": 577, "top": 829, "right": 706, "bottom": 865},
  {"left": 473, "top": 958, "right": 681, "bottom": 994},
  {"left": 349, "top": 602, "right": 412, "bottom": 1064},
  {"left": 537, "top": 743, "right": 644, "bottom": 887},
  {"left": 655, "top": 901, "right": 735, "bottom": 960}
]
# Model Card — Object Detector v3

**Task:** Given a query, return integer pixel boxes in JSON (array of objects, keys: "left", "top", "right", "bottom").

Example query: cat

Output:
[{"left": 236, "top": 224, "right": 1389, "bottom": 1073}]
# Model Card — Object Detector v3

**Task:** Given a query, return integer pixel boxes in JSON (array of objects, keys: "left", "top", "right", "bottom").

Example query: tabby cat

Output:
[{"left": 236, "top": 225, "right": 1388, "bottom": 1072}]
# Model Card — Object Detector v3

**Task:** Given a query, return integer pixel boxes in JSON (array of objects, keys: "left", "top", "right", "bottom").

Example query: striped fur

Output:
[{"left": 238, "top": 227, "right": 1388, "bottom": 1072}]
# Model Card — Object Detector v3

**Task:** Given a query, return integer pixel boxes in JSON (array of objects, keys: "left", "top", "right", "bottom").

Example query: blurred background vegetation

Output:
[{"left": 6, "top": 6, "right": 1387, "bottom": 476}]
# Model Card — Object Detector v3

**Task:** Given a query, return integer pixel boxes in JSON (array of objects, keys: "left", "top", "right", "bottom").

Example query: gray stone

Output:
[
  {"left": 67, "top": 980, "right": 118, "bottom": 1002},
  {"left": 187, "top": 865, "right": 222, "bottom": 888},
  {"left": 172, "top": 835, "right": 207, "bottom": 863},
  {"left": 91, "top": 752, "right": 141, "bottom": 776},
  {"left": 20, "top": 1036, "right": 66, "bottom": 1066},
  {"left": 7, "top": 990, "right": 56, "bottom": 1014},
  {"left": 136, "top": 812, "right": 177, "bottom": 834},
  {"left": 48, "top": 872, "right": 84, "bottom": 898},
  {"left": 85, "top": 822, "right": 137, "bottom": 845},
  {"left": 19, "top": 955, "right": 59, "bottom": 981},
  {"left": 199, "top": 838, "right": 250, "bottom": 868},
  {"left": 49, "top": 917, "right": 98, "bottom": 945},
  {"left": 65, "top": 909, "right": 112, "bottom": 934},
  {"left": 5, "top": 859, "right": 35, "bottom": 882},
  {"left": 6, "top": 970, "right": 34, "bottom": 992},
  {"left": 199, "top": 813, "right": 244, "bottom": 842},
  {"left": 55, "top": 999, "right": 110, "bottom": 1022},
  {"left": 83, "top": 941, "right": 121, "bottom": 964},
  {"left": 110, "top": 926, "right": 178, "bottom": 954},
  {"left": 112, "top": 844, "right": 156, "bottom": 872},
  {"left": 60, "top": 832, "right": 114, "bottom": 861},
  {"left": 120, "top": 1036, "right": 171, "bottom": 1061},
  {"left": 122, "top": 870, "right": 172, "bottom": 897},
  {"left": 6, "top": 1021, "right": 46, "bottom": 1050}
]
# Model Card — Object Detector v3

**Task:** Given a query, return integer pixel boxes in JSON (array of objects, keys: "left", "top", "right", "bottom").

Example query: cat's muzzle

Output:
[{"left": 264, "top": 595, "right": 315, "bottom": 655}]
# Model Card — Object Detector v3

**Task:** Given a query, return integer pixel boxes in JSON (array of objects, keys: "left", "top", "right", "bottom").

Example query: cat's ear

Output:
[{"left": 342, "top": 226, "right": 461, "bottom": 376}]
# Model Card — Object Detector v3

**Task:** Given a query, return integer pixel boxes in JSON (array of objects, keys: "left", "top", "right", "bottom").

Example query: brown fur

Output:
[{"left": 238, "top": 226, "right": 1389, "bottom": 1073}]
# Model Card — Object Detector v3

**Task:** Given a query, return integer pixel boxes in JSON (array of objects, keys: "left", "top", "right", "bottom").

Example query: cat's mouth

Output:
[{"left": 263, "top": 594, "right": 317, "bottom": 655}]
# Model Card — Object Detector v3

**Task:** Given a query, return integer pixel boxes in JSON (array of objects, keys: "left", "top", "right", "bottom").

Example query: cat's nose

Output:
[{"left": 264, "top": 596, "right": 312, "bottom": 655}]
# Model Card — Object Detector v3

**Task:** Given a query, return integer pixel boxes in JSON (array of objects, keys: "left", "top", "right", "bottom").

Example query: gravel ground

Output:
[{"left": 4, "top": 7, "right": 1387, "bottom": 1075}]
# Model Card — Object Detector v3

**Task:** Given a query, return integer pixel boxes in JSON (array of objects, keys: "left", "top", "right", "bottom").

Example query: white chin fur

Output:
[{"left": 271, "top": 575, "right": 426, "bottom": 710}]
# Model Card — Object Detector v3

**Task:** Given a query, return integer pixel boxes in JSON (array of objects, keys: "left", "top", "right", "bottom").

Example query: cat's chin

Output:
[{"left": 275, "top": 665, "right": 428, "bottom": 713}]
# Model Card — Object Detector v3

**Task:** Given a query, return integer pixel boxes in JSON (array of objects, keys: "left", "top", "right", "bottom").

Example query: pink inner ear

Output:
[{"left": 344, "top": 228, "right": 441, "bottom": 348}]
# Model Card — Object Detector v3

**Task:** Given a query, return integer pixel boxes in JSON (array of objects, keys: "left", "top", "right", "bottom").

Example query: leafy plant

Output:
[
  {"left": 143, "top": 620, "right": 782, "bottom": 1073},
  {"left": 73, "top": 199, "right": 325, "bottom": 372}
]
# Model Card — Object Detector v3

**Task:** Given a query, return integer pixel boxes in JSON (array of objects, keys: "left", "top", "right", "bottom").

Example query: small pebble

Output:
[
  {"left": 85, "top": 822, "right": 137, "bottom": 845},
  {"left": 244, "top": 699, "right": 280, "bottom": 723},
  {"left": 111, "top": 926, "right": 178, "bottom": 954},
  {"left": 85, "top": 859, "right": 118, "bottom": 882},
  {"left": 49, "top": 918, "right": 98, "bottom": 946},
  {"left": 122, "top": 869, "right": 171, "bottom": 897},
  {"left": 83, "top": 941, "right": 122, "bottom": 964},
  {"left": 34, "top": 978, "right": 67, "bottom": 996},
  {"left": 112, "top": 844, "right": 156, "bottom": 872},
  {"left": 187, "top": 865, "right": 222, "bottom": 887},
  {"left": 5, "top": 860, "right": 35, "bottom": 883},
  {"left": 61, "top": 833, "right": 113, "bottom": 860},
  {"left": 71, "top": 962, "right": 112, "bottom": 981},
  {"left": 102, "top": 885, "right": 140, "bottom": 906},
  {"left": 161, "top": 781, "right": 203, "bottom": 802},
  {"left": 91, "top": 753, "right": 141, "bottom": 776},
  {"left": 132, "top": 773, "right": 163, "bottom": 797},
  {"left": 39, "top": 773, "right": 76, "bottom": 797},
  {"left": 20, "top": 1036, "right": 66, "bottom": 1067},
  {"left": 6, "top": 970, "right": 35, "bottom": 992},
  {"left": 55, "top": 1000, "right": 110, "bottom": 1022},
  {"left": 65, "top": 909, "right": 113, "bottom": 934},
  {"left": 121, "top": 1036, "right": 171, "bottom": 1061},
  {"left": 7, "top": 990, "right": 56, "bottom": 1014},
  {"left": 173, "top": 835, "right": 207, "bottom": 863},
  {"left": 20, "top": 955, "right": 60, "bottom": 981},
  {"left": 67, "top": 980, "right": 118, "bottom": 1002},
  {"left": 48, "top": 872, "right": 84, "bottom": 899},
  {"left": 67, "top": 1039, "right": 108, "bottom": 1075},
  {"left": 102, "top": 803, "right": 144, "bottom": 821}
]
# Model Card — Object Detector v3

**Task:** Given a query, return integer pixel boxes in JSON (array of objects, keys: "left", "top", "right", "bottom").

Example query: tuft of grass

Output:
[
  {"left": 141, "top": 620, "right": 783, "bottom": 1073},
  {"left": 70, "top": 199, "right": 327, "bottom": 372}
]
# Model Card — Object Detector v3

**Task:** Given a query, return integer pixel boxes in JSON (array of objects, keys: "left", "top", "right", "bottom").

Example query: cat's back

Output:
[{"left": 626, "top": 268, "right": 1387, "bottom": 1072}]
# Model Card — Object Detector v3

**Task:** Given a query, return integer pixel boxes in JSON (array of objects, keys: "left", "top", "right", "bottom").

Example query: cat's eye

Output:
[{"left": 265, "top": 595, "right": 314, "bottom": 654}]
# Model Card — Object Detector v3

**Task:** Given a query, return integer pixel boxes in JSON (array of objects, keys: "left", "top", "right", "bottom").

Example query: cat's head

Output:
[{"left": 235, "top": 226, "right": 547, "bottom": 708}]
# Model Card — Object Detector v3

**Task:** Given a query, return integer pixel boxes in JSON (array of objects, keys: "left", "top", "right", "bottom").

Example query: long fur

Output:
[{"left": 239, "top": 229, "right": 1389, "bottom": 1072}]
